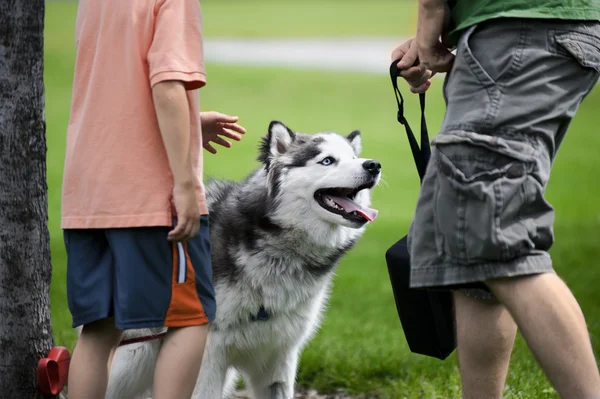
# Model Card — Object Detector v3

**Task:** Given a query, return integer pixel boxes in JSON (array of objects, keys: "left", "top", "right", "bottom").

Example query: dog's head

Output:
[{"left": 258, "top": 121, "right": 381, "bottom": 230}]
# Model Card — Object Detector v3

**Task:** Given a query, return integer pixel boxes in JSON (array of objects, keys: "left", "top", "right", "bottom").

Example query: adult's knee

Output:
[{"left": 455, "top": 292, "right": 517, "bottom": 364}]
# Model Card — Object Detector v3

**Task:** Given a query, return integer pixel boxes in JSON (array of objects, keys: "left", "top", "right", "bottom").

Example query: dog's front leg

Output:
[
  {"left": 248, "top": 349, "right": 298, "bottom": 399},
  {"left": 267, "top": 381, "right": 288, "bottom": 399},
  {"left": 191, "top": 331, "right": 229, "bottom": 399}
]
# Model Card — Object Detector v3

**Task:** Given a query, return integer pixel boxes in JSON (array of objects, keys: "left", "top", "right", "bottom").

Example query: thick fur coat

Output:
[{"left": 100, "top": 121, "right": 382, "bottom": 399}]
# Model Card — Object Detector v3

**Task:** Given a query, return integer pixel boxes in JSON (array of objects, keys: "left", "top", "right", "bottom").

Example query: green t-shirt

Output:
[{"left": 446, "top": 0, "right": 600, "bottom": 46}]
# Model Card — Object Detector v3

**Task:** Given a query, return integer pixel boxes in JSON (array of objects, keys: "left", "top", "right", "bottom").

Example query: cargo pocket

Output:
[
  {"left": 552, "top": 28, "right": 600, "bottom": 73},
  {"left": 432, "top": 131, "right": 545, "bottom": 264},
  {"left": 459, "top": 21, "right": 524, "bottom": 87}
]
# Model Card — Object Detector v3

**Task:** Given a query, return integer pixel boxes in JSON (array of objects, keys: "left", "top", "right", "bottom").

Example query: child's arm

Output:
[
  {"left": 153, "top": 81, "right": 194, "bottom": 188},
  {"left": 152, "top": 80, "right": 199, "bottom": 241},
  {"left": 147, "top": 0, "right": 207, "bottom": 241}
]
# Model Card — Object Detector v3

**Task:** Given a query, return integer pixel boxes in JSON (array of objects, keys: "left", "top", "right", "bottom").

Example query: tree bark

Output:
[{"left": 0, "top": 0, "right": 54, "bottom": 397}]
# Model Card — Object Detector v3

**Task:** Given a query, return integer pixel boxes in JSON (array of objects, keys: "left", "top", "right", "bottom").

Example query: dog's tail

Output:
[
  {"left": 106, "top": 329, "right": 164, "bottom": 399},
  {"left": 223, "top": 368, "right": 240, "bottom": 397}
]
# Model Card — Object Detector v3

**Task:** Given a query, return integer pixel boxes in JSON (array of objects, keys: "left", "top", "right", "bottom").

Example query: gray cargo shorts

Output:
[{"left": 408, "top": 18, "right": 600, "bottom": 300}]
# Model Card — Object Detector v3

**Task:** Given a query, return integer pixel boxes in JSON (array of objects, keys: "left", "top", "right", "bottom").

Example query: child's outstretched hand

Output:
[{"left": 200, "top": 111, "right": 246, "bottom": 154}]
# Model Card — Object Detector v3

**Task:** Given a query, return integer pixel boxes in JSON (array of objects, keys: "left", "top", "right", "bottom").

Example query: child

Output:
[{"left": 61, "top": 1, "right": 245, "bottom": 397}]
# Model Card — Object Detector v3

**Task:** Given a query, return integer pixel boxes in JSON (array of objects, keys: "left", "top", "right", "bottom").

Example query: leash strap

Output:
[
  {"left": 389, "top": 60, "right": 431, "bottom": 182},
  {"left": 119, "top": 332, "right": 167, "bottom": 346}
]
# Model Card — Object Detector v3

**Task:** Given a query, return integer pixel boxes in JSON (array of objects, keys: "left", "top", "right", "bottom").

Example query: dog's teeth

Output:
[{"left": 324, "top": 197, "right": 344, "bottom": 211}]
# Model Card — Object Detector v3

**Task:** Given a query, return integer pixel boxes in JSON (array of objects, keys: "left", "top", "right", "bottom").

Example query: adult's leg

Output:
[
  {"left": 408, "top": 18, "right": 600, "bottom": 399},
  {"left": 487, "top": 274, "right": 600, "bottom": 398},
  {"left": 480, "top": 18, "right": 600, "bottom": 398},
  {"left": 454, "top": 292, "right": 517, "bottom": 399}
]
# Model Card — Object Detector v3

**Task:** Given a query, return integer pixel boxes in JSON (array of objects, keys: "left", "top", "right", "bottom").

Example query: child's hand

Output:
[{"left": 200, "top": 111, "right": 246, "bottom": 154}]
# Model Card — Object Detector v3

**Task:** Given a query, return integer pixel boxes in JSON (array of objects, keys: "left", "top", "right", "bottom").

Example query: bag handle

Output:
[{"left": 389, "top": 59, "right": 431, "bottom": 183}]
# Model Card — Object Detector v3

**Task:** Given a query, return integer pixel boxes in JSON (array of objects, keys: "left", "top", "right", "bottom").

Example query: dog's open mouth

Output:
[{"left": 314, "top": 183, "right": 378, "bottom": 222}]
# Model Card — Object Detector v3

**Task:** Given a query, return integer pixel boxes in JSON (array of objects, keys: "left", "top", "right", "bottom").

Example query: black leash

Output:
[
  {"left": 384, "top": 60, "right": 457, "bottom": 361},
  {"left": 389, "top": 60, "right": 431, "bottom": 182}
]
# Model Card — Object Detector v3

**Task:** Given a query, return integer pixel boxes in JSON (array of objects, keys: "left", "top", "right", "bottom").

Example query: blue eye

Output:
[{"left": 319, "top": 156, "right": 335, "bottom": 166}]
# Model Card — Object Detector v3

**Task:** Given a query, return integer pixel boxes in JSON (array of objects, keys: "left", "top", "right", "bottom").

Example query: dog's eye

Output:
[{"left": 319, "top": 156, "right": 335, "bottom": 166}]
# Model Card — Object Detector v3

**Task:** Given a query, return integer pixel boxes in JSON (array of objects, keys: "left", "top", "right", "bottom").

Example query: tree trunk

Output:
[{"left": 0, "top": 0, "right": 54, "bottom": 397}]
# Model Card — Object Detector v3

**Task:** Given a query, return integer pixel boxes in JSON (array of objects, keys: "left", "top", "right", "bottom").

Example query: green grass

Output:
[
  {"left": 45, "top": 0, "right": 417, "bottom": 40},
  {"left": 45, "top": 2, "right": 600, "bottom": 398}
]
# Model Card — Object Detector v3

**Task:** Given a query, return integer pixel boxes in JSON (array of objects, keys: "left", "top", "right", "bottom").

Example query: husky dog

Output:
[{"left": 103, "top": 121, "right": 381, "bottom": 399}]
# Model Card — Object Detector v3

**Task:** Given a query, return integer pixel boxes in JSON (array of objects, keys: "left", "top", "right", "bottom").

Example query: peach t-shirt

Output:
[{"left": 61, "top": 0, "right": 208, "bottom": 229}]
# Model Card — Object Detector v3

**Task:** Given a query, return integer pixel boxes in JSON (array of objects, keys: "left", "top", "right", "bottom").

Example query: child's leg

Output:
[
  {"left": 64, "top": 229, "right": 118, "bottom": 398},
  {"left": 67, "top": 318, "right": 123, "bottom": 399},
  {"left": 153, "top": 325, "right": 209, "bottom": 399},
  {"left": 106, "top": 215, "right": 216, "bottom": 398}
]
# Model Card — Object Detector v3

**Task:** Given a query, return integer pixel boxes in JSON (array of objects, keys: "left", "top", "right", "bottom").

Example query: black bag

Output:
[{"left": 384, "top": 60, "right": 456, "bottom": 360}]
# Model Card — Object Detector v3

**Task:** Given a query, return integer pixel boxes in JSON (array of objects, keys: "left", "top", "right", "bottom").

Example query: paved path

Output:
[
  {"left": 204, "top": 37, "right": 407, "bottom": 75},
  {"left": 205, "top": 37, "right": 600, "bottom": 89}
]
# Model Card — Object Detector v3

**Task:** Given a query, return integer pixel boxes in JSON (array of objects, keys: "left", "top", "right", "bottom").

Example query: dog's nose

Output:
[{"left": 362, "top": 160, "right": 381, "bottom": 175}]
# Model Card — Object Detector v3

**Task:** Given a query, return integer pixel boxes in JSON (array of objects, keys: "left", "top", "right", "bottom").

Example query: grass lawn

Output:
[
  {"left": 45, "top": 0, "right": 417, "bottom": 40},
  {"left": 45, "top": 1, "right": 600, "bottom": 398}
]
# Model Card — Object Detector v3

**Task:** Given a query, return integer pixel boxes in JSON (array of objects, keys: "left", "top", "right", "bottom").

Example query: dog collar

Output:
[{"left": 250, "top": 305, "right": 270, "bottom": 321}]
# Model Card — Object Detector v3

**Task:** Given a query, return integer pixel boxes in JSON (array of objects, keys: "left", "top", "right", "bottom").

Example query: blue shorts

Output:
[{"left": 64, "top": 215, "right": 216, "bottom": 330}]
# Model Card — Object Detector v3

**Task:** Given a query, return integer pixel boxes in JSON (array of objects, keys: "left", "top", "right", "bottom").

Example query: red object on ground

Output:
[
  {"left": 37, "top": 346, "right": 71, "bottom": 397},
  {"left": 36, "top": 333, "right": 164, "bottom": 397}
]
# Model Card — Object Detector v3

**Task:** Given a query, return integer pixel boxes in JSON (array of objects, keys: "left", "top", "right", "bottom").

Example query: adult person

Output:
[{"left": 392, "top": 1, "right": 600, "bottom": 398}]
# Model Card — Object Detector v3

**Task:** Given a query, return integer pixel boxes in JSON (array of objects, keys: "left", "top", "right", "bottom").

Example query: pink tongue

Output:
[{"left": 326, "top": 195, "right": 378, "bottom": 222}]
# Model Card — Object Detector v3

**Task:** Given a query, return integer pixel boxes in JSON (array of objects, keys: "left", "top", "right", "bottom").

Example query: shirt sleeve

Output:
[{"left": 147, "top": 0, "right": 206, "bottom": 90}]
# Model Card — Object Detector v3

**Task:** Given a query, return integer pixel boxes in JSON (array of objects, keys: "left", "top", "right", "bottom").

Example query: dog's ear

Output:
[
  {"left": 269, "top": 121, "right": 295, "bottom": 155},
  {"left": 347, "top": 130, "right": 361, "bottom": 156},
  {"left": 258, "top": 121, "right": 296, "bottom": 165}
]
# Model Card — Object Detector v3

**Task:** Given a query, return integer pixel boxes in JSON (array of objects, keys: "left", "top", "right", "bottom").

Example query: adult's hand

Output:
[{"left": 391, "top": 38, "right": 434, "bottom": 94}]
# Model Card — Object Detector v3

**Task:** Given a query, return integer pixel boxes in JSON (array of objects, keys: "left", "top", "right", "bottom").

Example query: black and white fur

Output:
[{"left": 102, "top": 121, "right": 382, "bottom": 399}]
